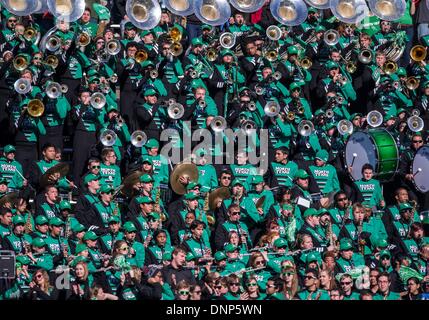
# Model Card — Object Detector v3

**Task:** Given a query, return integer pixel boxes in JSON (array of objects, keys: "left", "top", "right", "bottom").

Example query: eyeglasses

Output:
[
  {"left": 412, "top": 140, "right": 423, "bottom": 143},
  {"left": 340, "top": 281, "right": 352, "bottom": 285},
  {"left": 255, "top": 260, "right": 265, "bottom": 266},
  {"left": 8, "top": 19, "right": 17, "bottom": 23},
  {"left": 214, "top": 286, "right": 222, "bottom": 290},
  {"left": 179, "top": 290, "right": 189, "bottom": 295},
  {"left": 222, "top": 177, "right": 231, "bottom": 180},
  {"left": 91, "top": 165, "right": 100, "bottom": 169}
]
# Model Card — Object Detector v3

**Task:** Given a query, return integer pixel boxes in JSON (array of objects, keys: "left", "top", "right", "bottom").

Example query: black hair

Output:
[
  {"left": 190, "top": 220, "right": 206, "bottom": 230},
  {"left": 42, "top": 143, "right": 56, "bottom": 152},
  {"left": 361, "top": 163, "right": 374, "bottom": 174}
]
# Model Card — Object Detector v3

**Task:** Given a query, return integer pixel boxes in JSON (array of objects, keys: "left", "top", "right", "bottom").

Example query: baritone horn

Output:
[
  {"left": 298, "top": 56, "right": 312, "bottom": 69},
  {"left": 298, "top": 120, "right": 314, "bottom": 136},
  {"left": 367, "top": 110, "right": 383, "bottom": 127},
  {"left": 24, "top": 27, "right": 37, "bottom": 41},
  {"left": 27, "top": 99, "right": 45, "bottom": 117},
  {"left": 125, "top": 0, "right": 162, "bottom": 30},
  {"left": 407, "top": 115, "right": 424, "bottom": 132},
  {"left": 206, "top": 48, "right": 218, "bottom": 61},
  {"left": 13, "top": 54, "right": 29, "bottom": 71},
  {"left": 194, "top": 0, "right": 231, "bottom": 26},
  {"left": 264, "top": 101, "right": 280, "bottom": 117},
  {"left": 131, "top": 130, "right": 147, "bottom": 147},
  {"left": 337, "top": 119, "right": 353, "bottom": 135},
  {"left": 410, "top": 45, "right": 427, "bottom": 62},
  {"left": 76, "top": 31, "right": 91, "bottom": 47},
  {"left": 220, "top": 32, "right": 236, "bottom": 49},
  {"left": 44, "top": 55, "right": 59, "bottom": 69},
  {"left": 100, "top": 129, "right": 117, "bottom": 147},
  {"left": 270, "top": 0, "right": 308, "bottom": 26},
  {"left": 106, "top": 39, "right": 121, "bottom": 55},
  {"left": 210, "top": 116, "right": 227, "bottom": 132}
]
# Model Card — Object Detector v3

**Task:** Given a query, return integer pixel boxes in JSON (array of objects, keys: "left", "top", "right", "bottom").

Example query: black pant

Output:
[
  {"left": 72, "top": 130, "right": 96, "bottom": 185},
  {"left": 15, "top": 141, "right": 38, "bottom": 177}
]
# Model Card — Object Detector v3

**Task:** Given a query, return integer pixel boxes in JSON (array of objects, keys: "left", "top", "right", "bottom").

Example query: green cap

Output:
[
  {"left": 141, "top": 156, "right": 153, "bottom": 165},
  {"left": 251, "top": 175, "right": 264, "bottom": 184},
  {"left": 379, "top": 250, "right": 391, "bottom": 258},
  {"left": 75, "top": 243, "right": 88, "bottom": 254},
  {"left": 145, "top": 139, "right": 159, "bottom": 149},
  {"left": 148, "top": 212, "right": 160, "bottom": 221},
  {"left": 397, "top": 67, "right": 407, "bottom": 77},
  {"left": 290, "top": 82, "right": 301, "bottom": 92},
  {"left": 339, "top": 238, "right": 353, "bottom": 251},
  {"left": 35, "top": 215, "right": 49, "bottom": 225},
  {"left": 303, "top": 208, "right": 319, "bottom": 218},
  {"left": 12, "top": 215, "right": 25, "bottom": 225},
  {"left": 399, "top": 202, "right": 413, "bottom": 211},
  {"left": 59, "top": 200, "right": 71, "bottom": 210},
  {"left": 214, "top": 251, "right": 227, "bottom": 261},
  {"left": 0, "top": 177, "right": 7, "bottom": 185},
  {"left": 72, "top": 223, "right": 86, "bottom": 233},
  {"left": 274, "top": 238, "right": 288, "bottom": 248},
  {"left": 306, "top": 252, "right": 319, "bottom": 263},
  {"left": 137, "top": 196, "right": 155, "bottom": 204},
  {"left": 201, "top": 24, "right": 212, "bottom": 31},
  {"left": 108, "top": 216, "right": 120, "bottom": 224},
  {"left": 318, "top": 208, "right": 329, "bottom": 216},
  {"left": 308, "top": 7, "right": 318, "bottom": 13},
  {"left": 3, "top": 145, "right": 15, "bottom": 153},
  {"left": 49, "top": 217, "right": 65, "bottom": 226},
  {"left": 106, "top": 104, "right": 119, "bottom": 113},
  {"left": 295, "top": 169, "right": 309, "bottom": 179},
  {"left": 375, "top": 238, "right": 388, "bottom": 248},
  {"left": 144, "top": 88, "right": 158, "bottom": 97},
  {"left": 123, "top": 221, "right": 137, "bottom": 232},
  {"left": 186, "top": 181, "right": 201, "bottom": 190},
  {"left": 191, "top": 38, "right": 203, "bottom": 46},
  {"left": 83, "top": 231, "right": 98, "bottom": 241},
  {"left": 186, "top": 252, "right": 196, "bottom": 262},
  {"left": 100, "top": 184, "right": 114, "bottom": 194},
  {"left": 84, "top": 174, "right": 99, "bottom": 185},
  {"left": 139, "top": 174, "right": 154, "bottom": 183},
  {"left": 326, "top": 60, "right": 339, "bottom": 70},
  {"left": 225, "top": 243, "right": 239, "bottom": 253},
  {"left": 231, "top": 179, "right": 243, "bottom": 187},
  {"left": 315, "top": 25, "right": 326, "bottom": 33},
  {"left": 220, "top": 49, "right": 234, "bottom": 57},
  {"left": 184, "top": 192, "right": 199, "bottom": 201},
  {"left": 16, "top": 255, "right": 31, "bottom": 265},
  {"left": 315, "top": 149, "right": 329, "bottom": 162},
  {"left": 124, "top": 21, "right": 136, "bottom": 30},
  {"left": 32, "top": 237, "right": 46, "bottom": 248},
  {"left": 287, "top": 46, "right": 298, "bottom": 55},
  {"left": 92, "top": 3, "right": 111, "bottom": 20}
]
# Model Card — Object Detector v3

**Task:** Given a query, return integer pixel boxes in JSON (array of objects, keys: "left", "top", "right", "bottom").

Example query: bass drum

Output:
[
  {"left": 412, "top": 145, "right": 429, "bottom": 193},
  {"left": 345, "top": 129, "right": 398, "bottom": 181}
]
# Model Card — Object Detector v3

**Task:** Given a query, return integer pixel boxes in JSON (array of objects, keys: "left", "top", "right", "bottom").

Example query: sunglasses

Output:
[
  {"left": 91, "top": 165, "right": 100, "bottom": 169},
  {"left": 179, "top": 290, "right": 189, "bottom": 295},
  {"left": 340, "top": 281, "right": 352, "bottom": 285},
  {"left": 337, "top": 198, "right": 347, "bottom": 201},
  {"left": 282, "top": 272, "right": 295, "bottom": 276},
  {"left": 120, "top": 247, "right": 129, "bottom": 251},
  {"left": 255, "top": 261, "right": 265, "bottom": 266},
  {"left": 248, "top": 283, "right": 258, "bottom": 287},
  {"left": 222, "top": 177, "right": 232, "bottom": 180},
  {"left": 9, "top": 19, "right": 17, "bottom": 23},
  {"left": 214, "top": 286, "right": 222, "bottom": 290},
  {"left": 229, "top": 282, "right": 240, "bottom": 286},
  {"left": 412, "top": 140, "right": 423, "bottom": 143},
  {"left": 231, "top": 211, "right": 241, "bottom": 215},
  {"left": 305, "top": 276, "right": 316, "bottom": 280}
]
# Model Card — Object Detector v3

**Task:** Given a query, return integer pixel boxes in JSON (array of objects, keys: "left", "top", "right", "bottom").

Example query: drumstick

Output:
[
  {"left": 413, "top": 168, "right": 422, "bottom": 177},
  {"left": 350, "top": 153, "right": 357, "bottom": 168},
  {"left": 65, "top": 178, "right": 79, "bottom": 189}
]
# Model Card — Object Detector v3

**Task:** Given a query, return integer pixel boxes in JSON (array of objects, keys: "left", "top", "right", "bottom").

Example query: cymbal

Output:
[
  {"left": 121, "top": 170, "right": 143, "bottom": 198},
  {"left": 170, "top": 162, "right": 199, "bottom": 195},
  {"left": 255, "top": 195, "right": 266, "bottom": 209},
  {"left": 0, "top": 192, "right": 19, "bottom": 208},
  {"left": 39, "top": 163, "right": 70, "bottom": 187},
  {"left": 208, "top": 187, "right": 231, "bottom": 211}
]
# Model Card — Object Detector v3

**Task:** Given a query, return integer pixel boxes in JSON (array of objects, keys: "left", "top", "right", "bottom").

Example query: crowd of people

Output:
[{"left": 0, "top": 0, "right": 429, "bottom": 300}]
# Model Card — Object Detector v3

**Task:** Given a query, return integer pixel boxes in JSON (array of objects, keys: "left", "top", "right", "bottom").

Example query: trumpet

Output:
[
  {"left": 76, "top": 32, "right": 91, "bottom": 47},
  {"left": 346, "top": 61, "right": 357, "bottom": 74},
  {"left": 337, "top": 119, "right": 353, "bottom": 135},
  {"left": 407, "top": 115, "right": 424, "bottom": 132},
  {"left": 46, "top": 82, "right": 63, "bottom": 99},
  {"left": 287, "top": 111, "right": 295, "bottom": 121},
  {"left": 197, "top": 99, "right": 206, "bottom": 108},
  {"left": 240, "top": 120, "right": 256, "bottom": 135},
  {"left": 61, "top": 84, "right": 69, "bottom": 94},
  {"left": 13, "top": 55, "right": 29, "bottom": 71},
  {"left": 264, "top": 49, "right": 278, "bottom": 62},
  {"left": 107, "top": 74, "right": 118, "bottom": 83},
  {"left": 106, "top": 39, "right": 121, "bottom": 55},
  {"left": 366, "top": 110, "right": 383, "bottom": 127},
  {"left": 247, "top": 101, "right": 256, "bottom": 111},
  {"left": 325, "top": 108, "right": 334, "bottom": 119},
  {"left": 411, "top": 109, "right": 420, "bottom": 117},
  {"left": 24, "top": 27, "right": 37, "bottom": 41},
  {"left": 210, "top": 116, "right": 227, "bottom": 132},
  {"left": 255, "top": 85, "right": 264, "bottom": 96}
]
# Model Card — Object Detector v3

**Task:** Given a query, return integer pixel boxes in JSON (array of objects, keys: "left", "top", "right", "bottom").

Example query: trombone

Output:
[
  {"left": 13, "top": 55, "right": 29, "bottom": 71},
  {"left": 410, "top": 45, "right": 427, "bottom": 62},
  {"left": 382, "top": 60, "right": 398, "bottom": 75},
  {"left": 23, "top": 27, "right": 37, "bottom": 41}
]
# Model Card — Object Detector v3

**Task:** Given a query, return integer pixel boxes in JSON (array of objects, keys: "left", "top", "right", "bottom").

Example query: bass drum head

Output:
[
  {"left": 345, "top": 132, "right": 377, "bottom": 181},
  {"left": 412, "top": 145, "right": 429, "bottom": 192}
]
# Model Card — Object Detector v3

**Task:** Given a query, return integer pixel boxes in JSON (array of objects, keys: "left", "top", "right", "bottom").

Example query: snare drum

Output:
[
  {"left": 345, "top": 129, "right": 398, "bottom": 181},
  {"left": 412, "top": 145, "right": 429, "bottom": 192}
]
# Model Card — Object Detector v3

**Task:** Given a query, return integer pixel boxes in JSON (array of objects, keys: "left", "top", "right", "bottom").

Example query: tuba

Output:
[
  {"left": 297, "top": 120, "right": 314, "bottom": 136},
  {"left": 47, "top": 0, "right": 86, "bottom": 22},
  {"left": 194, "top": 0, "right": 231, "bottom": 26},
  {"left": 407, "top": 115, "right": 424, "bottom": 132},
  {"left": 90, "top": 92, "right": 106, "bottom": 109},
  {"left": 27, "top": 99, "right": 45, "bottom": 117},
  {"left": 130, "top": 130, "right": 147, "bottom": 147},
  {"left": 229, "top": 0, "right": 265, "bottom": 12},
  {"left": 210, "top": 116, "right": 227, "bottom": 132},
  {"left": 100, "top": 129, "right": 117, "bottom": 147},
  {"left": 125, "top": 0, "right": 162, "bottom": 30},
  {"left": 164, "top": 0, "right": 195, "bottom": 16},
  {"left": 167, "top": 103, "right": 184, "bottom": 119},
  {"left": 14, "top": 78, "right": 32, "bottom": 95},
  {"left": 330, "top": 0, "right": 368, "bottom": 24},
  {"left": 270, "top": 0, "right": 308, "bottom": 26},
  {"left": 303, "top": 0, "right": 330, "bottom": 8},
  {"left": 368, "top": 0, "right": 406, "bottom": 21},
  {"left": 366, "top": 110, "right": 383, "bottom": 127},
  {"left": 2, "top": 0, "right": 38, "bottom": 16}
]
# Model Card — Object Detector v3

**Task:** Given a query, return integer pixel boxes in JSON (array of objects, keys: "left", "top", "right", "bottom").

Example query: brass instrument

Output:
[
  {"left": 382, "top": 60, "right": 398, "bottom": 75},
  {"left": 149, "top": 69, "right": 158, "bottom": 79},
  {"left": 358, "top": 49, "right": 373, "bottom": 64},
  {"left": 264, "top": 101, "right": 281, "bottom": 117},
  {"left": 130, "top": 130, "right": 147, "bottom": 147},
  {"left": 154, "top": 186, "right": 167, "bottom": 222},
  {"left": 206, "top": 48, "right": 218, "bottom": 62},
  {"left": 76, "top": 32, "right": 91, "bottom": 47},
  {"left": 169, "top": 162, "right": 199, "bottom": 195},
  {"left": 125, "top": 0, "right": 162, "bottom": 30},
  {"left": 167, "top": 103, "right": 185, "bottom": 119},
  {"left": 270, "top": 0, "right": 308, "bottom": 26},
  {"left": 210, "top": 116, "right": 227, "bottom": 132},
  {"left": 46, "top": 82, "right": 62, "bottom": 99},
  {"left": 46, "top": 34, "right": 61, "bottom": 52},
  {"left": 43, "top": 55, "right": 59, "bottom": 69},
  {"left": 65, "top": 215, "right": 72, "bottom": 238},
  {"left": 135, "top": 50, "right": 148, "bottom": 63},
  {"left": 297, "top": 120, "right": 314, "bottom": 136},
  {"left": 194, "top": 0, "right": 231, "bottom": 26},
  {"left": 264, "top": 49, "right": 279, "bottom": 62},
  {"left": 100, "top": 129, "right": 117, "bottom": 147},
  {"left": 337, "top": 119, "right": 354, "bottom": 135},
  {"left": 287, "top": 111, "right": 295, "bottom": 121},
  {"left": 367, "top": 110, "right": 383, "bottom": 127},
  {"left": 410, "top": 45, "right": 427, "bottom": 62},
  {"left": 169, "top": 41, "right": 183, "bottom": 57},
  {"left": 266, "top": 25, "right": 282, "bottom": 41},
  {"left": 14, "top": 78, "right": 32, "bottom": 95},
  {"left": 346, "top": 61, "right": 357, "bottom": 74},
  {"left": 240, "top": 119, "right": 257, "bottom": 135},
  {"left": 165, "top": 0, "right": 194, "bottom": 17},
  {"left": 90, "top": 92, "right": 106, "bottom": 109},
  {"left": 169, "top": 26, "right": 182, "bottom": 42},
  {"left": 407, "top": 115, "right": 424, "bottom": 132},
  {"left": 298, "top": 56, "right": 312, "bottom": 69},
  {"left": 405, "top": 76, "right": 420, "bottom": 90},
  {"left": 26, "top": 99, "right": 45, "bottom": 117},
  {"left": 13, "top": 54, "right": 29, "bottom": 71},
  {"left": 24, "top": 27, "right": 37, "bottom": 41},
  {"left": 324, "top": 29, "right": 340, "bottom": 46},
  {"left": 106, "top": 39, "right": 121, "bottom": 55},
  {"left": 219, "top": 32, "right": 236, "bottom": 49},
  {"left": 368, "top": 0, "right": 406, "bottom": 22}
]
